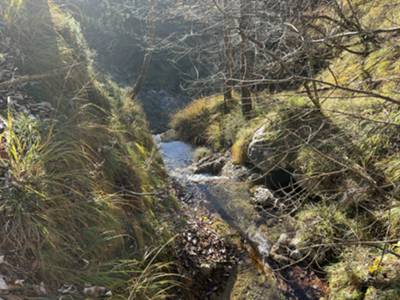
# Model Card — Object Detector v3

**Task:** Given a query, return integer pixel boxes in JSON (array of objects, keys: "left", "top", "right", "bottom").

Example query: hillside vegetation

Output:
[
  {"left": 0, "top": 1, "right": 177, "bottom": 298},
  {"left": 172, "top": 1, "right": 400, "bottom": 299}
]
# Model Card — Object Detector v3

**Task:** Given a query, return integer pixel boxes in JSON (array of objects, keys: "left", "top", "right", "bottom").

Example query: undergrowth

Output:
[
  {"left": 0, "top": 0, "right": 178, "bottom": 298},
  {"left": 172, "top": 1, "right": 400, "bottom": 298}
]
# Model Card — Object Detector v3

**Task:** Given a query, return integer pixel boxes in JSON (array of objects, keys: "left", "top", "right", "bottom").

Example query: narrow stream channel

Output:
[
  {"left": 158, "top": 138, "right": 269, "bottom": 255},
  {"left": 157, "top": 137, "right": 324, "bottom": 300}
]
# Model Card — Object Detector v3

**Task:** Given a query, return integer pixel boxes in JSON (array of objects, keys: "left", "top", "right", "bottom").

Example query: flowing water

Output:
[
  {"left": 157, "top": 137, "right": 324, "bottom": 300},
  {"left": 158, "top": 138, "right": 270, "bottom": 255}
]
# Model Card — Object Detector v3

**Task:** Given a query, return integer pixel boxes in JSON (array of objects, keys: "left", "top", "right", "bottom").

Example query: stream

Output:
[
  {"left": 157, "top": 137, "right": 325, "bottom": 300},
  {"left": 158, "top": 138, "right": 269, "bottom": 255}
]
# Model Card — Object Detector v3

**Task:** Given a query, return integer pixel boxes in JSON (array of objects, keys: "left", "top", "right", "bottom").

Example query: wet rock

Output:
[
  {"left": 247, "top": 226, "right": 271, "bottom": 258},
  {"left": 58, "top": 284, "right": 78, "bottom": 295},
  {"left": 221, "top": 160, "right": 250, "bottom": 181},
  {"left": 0, "top": 276, "right": 9, "bottom": 290},
  {"left": 194, "top": 154, "right": 226, "bottom": 175},
  {"left": 83, "top": 286, "right": 112, "bottom": 298},
  {"left": 251, "top": 186, "right": 280, "bottom": 210},
  {"left": 247, "top": 125, "right": 274, "bottom": 170},
  {"left": 268, "top": 233, "right": 307, "bottom": 265},
  {"left": 33, "top": 282, "right": 47, "bottom": 296}
]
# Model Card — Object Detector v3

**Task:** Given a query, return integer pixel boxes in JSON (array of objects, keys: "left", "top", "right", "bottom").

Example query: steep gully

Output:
[{"left": 156, "top": 137, "right": 326, "bottom": 300}]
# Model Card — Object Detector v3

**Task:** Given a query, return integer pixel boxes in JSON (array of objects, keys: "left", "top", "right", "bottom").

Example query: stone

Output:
[
  {"left": 247, "top": 125, "right": 273, "bottom": 170},
  {"left": 0, "top": 276, "right": 8, "bottom": 290},
  {"left": 194, "top": 154, "right": 226, "bottom": 175},
  {"left": 221, "top": 161, "right": 250, "bottom": 181},
  {"left": 83, "top": 286, "right": 111, "bottom": 297},
  {"left": 251, "top": 186, "right": 279, "bottom": 208},
  {"left": 246, "top": 226, "right": 271, "bottom": 258}
]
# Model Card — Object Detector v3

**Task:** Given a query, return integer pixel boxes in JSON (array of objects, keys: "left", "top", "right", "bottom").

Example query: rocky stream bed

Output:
[{"left": 157, "top": 136, "right": 327, "bottom": 300}]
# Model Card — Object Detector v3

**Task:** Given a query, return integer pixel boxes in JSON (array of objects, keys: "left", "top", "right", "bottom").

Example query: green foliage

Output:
[
  {"left": 171, "top": 95, "right": 226, "bottom": 146},
  {"left": 296, "top": 203, "right": 361, "bottom": 264},
  {"left": 193, "top": 147, "right": 212, "bottom": 162},
  {"left": 0, "top": 0, "right": 175, "bottom": 296},
  {"left": 326, "top": 243, "right": 400, "bottom": 300},
  {"left": 86, "top": 238, "right": 181, "bottom": 300}
]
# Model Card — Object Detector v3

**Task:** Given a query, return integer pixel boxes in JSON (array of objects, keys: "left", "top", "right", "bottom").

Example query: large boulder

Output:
[{"left": 247, "top": 125, "right": 275, "bottom": 171}]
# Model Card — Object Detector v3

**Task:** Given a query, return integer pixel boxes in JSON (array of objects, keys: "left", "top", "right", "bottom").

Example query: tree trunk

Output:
[
  {"left": 129, "top": 0, "right": 156, "bottom": 100},
  {"left": 239, "top": 0, "right": 254, "bottom": 119},
  {"left": 223, "top": 0, "right": 234, "bottom": 110}
]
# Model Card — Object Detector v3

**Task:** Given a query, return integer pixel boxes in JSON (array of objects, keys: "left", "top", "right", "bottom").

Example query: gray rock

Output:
[
  {"left": 247, "top": 125, "right": 274, "bottom": 171},
  {"left": 246, "top": 226, "right": 271, "bottom": 258},
  {"left": 251, "top": 186, "right": 279, "bottom": 208},
  {"left": 221, "top": 161, "right": 249, "bottom": 181},
  {"left": 0, "top": 276, "right": 8, "bottom": 290},
  {"left": 247, "top": 172, "right": 265, "bottom": 185},
  {"left": 194, "top": 154, "right": 226, "bottom": 175}
]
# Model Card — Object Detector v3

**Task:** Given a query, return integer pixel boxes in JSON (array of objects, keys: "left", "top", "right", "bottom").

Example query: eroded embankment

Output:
[{"left": 0, "top": 2, "right": 178, "bottom": 298}]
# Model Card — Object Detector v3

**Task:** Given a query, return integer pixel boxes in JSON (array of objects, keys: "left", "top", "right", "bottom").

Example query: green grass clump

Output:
[
  {"left": 295, "top": 203, "right": 360, "bottom": 264},
  {"left": 0, "top": 0, "right": 177, "bottom": 297},
  {"left": 171, "top": 95, "right": 226, "bottom": 145},
  {"left": 85, "top": 238, "right": 180, "bottom": 300},
  {"left": 193, "top": 147, "right": 212, "bottom": 162},
  {"left": 326, "top": 247, "right": 373, "bottom": 300},
  {"left": 326, "top": 243, "right": 400, "bottom": 300}
]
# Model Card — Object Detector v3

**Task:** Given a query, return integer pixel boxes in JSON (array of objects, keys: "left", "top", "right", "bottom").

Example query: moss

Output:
[
  {"left": 327, "top": 243, "right": 400, "bottom": 300},
  {"left": 326, "top": 247, "right": 374, "bottom": 300},
  {"left": 193, "top": 146, "right": 212, "bottom": 161},
  {"left": 296, "top": 203, "right": 361, "bottom": 264},
  {"left": 365, "top": 287, "right": 400, "bottom": 300}
]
